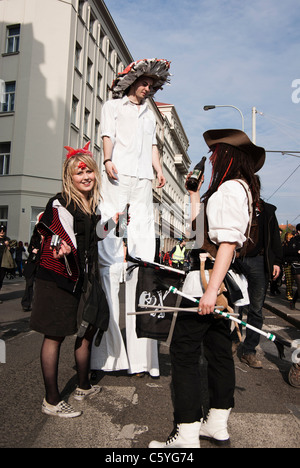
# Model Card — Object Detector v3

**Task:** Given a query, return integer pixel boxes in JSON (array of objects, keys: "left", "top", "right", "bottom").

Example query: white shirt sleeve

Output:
[
  {"left": 100, "top": 100, "right": 117, "bottom": 146},
  {"left": 152, "top": 118, "right": 158, "bottom": 146},
  {"left": 206, "top": 180, "right": 249, "bottom": 249},
  {"left": 52, "top": 199, "right": 77, "bottom": 249}
]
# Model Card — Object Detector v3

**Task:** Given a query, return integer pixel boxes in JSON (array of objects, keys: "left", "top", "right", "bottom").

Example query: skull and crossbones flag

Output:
[{"left": 127, "top": 256, "right": 186, "bottom": 342}]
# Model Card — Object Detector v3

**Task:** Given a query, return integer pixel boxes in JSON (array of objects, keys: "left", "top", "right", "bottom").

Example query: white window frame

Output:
[
  {"left": 6, "top": 24, "right": 20, "bottom": 54},
  {"left": 0, "top": 153, "right": 10, "bottom": 175},
  {"left": 1, "top": 82, "right": 16, "bottom": 112}
]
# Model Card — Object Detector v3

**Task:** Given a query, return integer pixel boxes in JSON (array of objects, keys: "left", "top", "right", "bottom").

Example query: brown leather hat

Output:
[{"left": 203, "top": 129, "right": 265, "bottom": 172}]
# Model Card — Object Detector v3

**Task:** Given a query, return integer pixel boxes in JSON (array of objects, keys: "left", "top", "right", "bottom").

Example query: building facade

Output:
[
  {"left": 155, "top": 103, "right": 191, "bottom": 253},
  {"left": 0, "top": 0, "right": 190, "bottom": 249}
]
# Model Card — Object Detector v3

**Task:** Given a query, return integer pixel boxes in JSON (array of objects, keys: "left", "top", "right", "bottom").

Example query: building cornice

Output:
[{"left": 93, "top": 0, "right": 133, "bottom": 64}]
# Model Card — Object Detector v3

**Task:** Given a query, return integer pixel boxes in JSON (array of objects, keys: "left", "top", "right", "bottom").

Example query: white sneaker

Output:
[
  {"left": 149, "top": 422, "right": 201, "bottom": 448},
  {"left": 73, "top": 385, "right": 102, "bottom": 401},
  {"left": 42, "top": 399, "right": 82, "bottom": 418},
  {"left": 199, "top": 408, "right": 231, "bottom": 446}
]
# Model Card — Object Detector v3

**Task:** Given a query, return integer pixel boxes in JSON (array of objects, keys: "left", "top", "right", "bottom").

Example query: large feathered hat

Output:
[
  {"left": 111, "top": 58, "right": 171, "bottom": 99},
  {"left": 203, "top": 129, "right": 266, "bottom": 172}
]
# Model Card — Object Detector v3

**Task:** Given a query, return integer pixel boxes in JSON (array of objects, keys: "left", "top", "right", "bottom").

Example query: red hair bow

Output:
[{"left": 64, "top": 141, "right": 93, "bottom": 159}]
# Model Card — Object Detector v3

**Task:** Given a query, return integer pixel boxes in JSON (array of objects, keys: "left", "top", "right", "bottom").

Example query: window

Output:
[
  {"left": 99, "top": 30, "right": 105, "bottom": 50},
  {"left": 0, "top": 206, "right": 8, "bottom": 228},
  {"left": 108, "top": 45, "right": 113, "bottom": 64},
  {"left": 106, "top": 84, "right": 111, "bottom": 101},
  {"left": 95, "top": 120, "right": 100, "bottom": 145},
  {"left": 1, "top": 82, "right": 16, "bottom": 112},
  {"left": 0, "top": 143, "right": 10, "bottom": 175},
  {"left": 84, "top": 109, "right": 90, "bottom": 136},
  {"left": 71, "top": 96, "right": 79, "bottom": 126},
  {"left": 78, "top": 0, "right": 85, "bottom": 18},
  {"left": 89, "top": 12, "right": 96, "bottom": 36},
  {"left": 97, "top": 72, "right": 102, "bottom": 97},
  {"left": 75, "top": 42, "right": 82, "bottom": 71},
  {"left": 6, "top": 24, "right": 20, "bottom": 53},
  {"left": 87, "top": 58, "right": 93, "bottom": 86}
]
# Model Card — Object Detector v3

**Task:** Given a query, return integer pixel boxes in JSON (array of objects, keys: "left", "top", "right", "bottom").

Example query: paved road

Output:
[{"left": 0, "top": 277, "right": 299, "bottom": 449}]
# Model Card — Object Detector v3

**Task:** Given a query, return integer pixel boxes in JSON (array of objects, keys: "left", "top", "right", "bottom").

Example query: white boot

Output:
[
  {"left": 199, "top": 408, "right": 231, "bottom": 446},
  {"left": 149, "top": 422, "right": 201, "bottom": 448}
]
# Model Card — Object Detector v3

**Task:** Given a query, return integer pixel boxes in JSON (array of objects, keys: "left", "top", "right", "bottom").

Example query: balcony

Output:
[{"left": 174, "top": 153, "right": 189, "bottom": 174}]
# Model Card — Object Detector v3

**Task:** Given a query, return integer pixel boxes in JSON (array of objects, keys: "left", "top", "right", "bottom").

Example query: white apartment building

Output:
[
  {"left": 155, "top": 102, "right": 191, "bottom": 252},
  {"left": 0, "top": 0, "right": 190, "bottom": 252}
]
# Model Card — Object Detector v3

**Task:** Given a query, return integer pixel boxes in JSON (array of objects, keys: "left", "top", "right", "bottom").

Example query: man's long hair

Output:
[
  {"left": 202, "top": 143, "right": 260, "bottom": 205},
  {"left": 62, "top": 154, "right": 101, "bottom": 215}
]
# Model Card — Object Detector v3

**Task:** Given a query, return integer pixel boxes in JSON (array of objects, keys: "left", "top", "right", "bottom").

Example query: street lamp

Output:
[{"left": 203, "top": 105, "right": 245, "bottom": 132}]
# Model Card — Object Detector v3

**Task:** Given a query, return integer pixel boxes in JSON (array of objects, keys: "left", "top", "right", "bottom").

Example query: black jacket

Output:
[
  {"left": 283, "top": 234, "right": 300, "bottom": 264},
  {"left": 252, "top": 200, "right": 283, "bottom": 279}
]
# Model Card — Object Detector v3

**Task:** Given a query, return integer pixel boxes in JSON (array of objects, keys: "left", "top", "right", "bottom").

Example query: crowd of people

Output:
[
  {"left": 0, "top": 58, "right": 299, "bottom": 447},
  {"left": 274, "top": 226, "right": 300, "bottom": 310},
  {"left": 0, "top": 225, "right": 43, "bottom": 311},
  {"left": 0, "top": 231, "right": 28, "bottom": 278}
]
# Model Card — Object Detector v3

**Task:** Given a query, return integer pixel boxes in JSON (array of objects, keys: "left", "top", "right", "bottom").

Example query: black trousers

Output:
[
  {"left": 170, "top": 307, "right": 235, "bottom": 424},
  {"left": 0, "top": 267, "right": 6, "bottom": 290}
]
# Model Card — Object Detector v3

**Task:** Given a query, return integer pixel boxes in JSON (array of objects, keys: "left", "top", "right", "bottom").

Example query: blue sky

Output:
[{"left": 104, "top": 0, "right": 300, "bottom": 225}]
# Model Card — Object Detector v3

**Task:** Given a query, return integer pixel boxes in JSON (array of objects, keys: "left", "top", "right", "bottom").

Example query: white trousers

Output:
[{"left": 90, "top": 174, "right": 159, "bottom": 376}]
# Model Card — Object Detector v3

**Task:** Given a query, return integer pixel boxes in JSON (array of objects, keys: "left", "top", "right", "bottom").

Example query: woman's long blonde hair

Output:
[{"left": 62, "top": 153, "right": 101, "bottom": 215}]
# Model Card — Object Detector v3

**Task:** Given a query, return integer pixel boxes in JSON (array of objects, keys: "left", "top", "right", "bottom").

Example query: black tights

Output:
[{"left": 41, "top": 327, "right": 96, "bottom": 406}]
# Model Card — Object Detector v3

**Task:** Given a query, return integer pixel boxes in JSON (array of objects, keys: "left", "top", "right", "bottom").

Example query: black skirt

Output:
[{"left": 30, "top": 278, "right": 80, "bottom": 337}]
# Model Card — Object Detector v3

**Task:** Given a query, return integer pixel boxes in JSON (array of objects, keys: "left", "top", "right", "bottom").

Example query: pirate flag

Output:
[{"left": 127, "top": 256, "right": 186, "bottom": 342}]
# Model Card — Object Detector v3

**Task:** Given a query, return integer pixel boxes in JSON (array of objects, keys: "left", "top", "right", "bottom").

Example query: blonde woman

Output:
[{"left": 30, "top": 143, "right": 111, "bottom": 418}]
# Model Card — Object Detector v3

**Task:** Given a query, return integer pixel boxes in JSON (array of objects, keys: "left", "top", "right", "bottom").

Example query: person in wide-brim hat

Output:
[
  {"left": 111, "top": 58, "right": 171, "bottom": 99},
  {"left": 203, "top": 128, "right": 265, "bottom": 173}
]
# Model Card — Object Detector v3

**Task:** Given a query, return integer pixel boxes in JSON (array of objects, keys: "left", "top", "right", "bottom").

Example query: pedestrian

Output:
[
  {"left": 15, "top": 241, "right": 26, "bottom": 277},
  {"left": 21, "top": 223, "right": 43, "bottom": 312},
  {"left": 149, "top": 129, "right": 265, "bottom": 448},
  {"left": 30, "top": 142, "right": 112, "bottom": 418},
  {"left": 163, "top": 251, "right": 172, "bottom": 267},
  {"left": 170, "top": 239, "right": 187, "bottom": 269},
  {"left": 0, "top": 224, "right": 12, "bottom": 303},
  {"left": 234, "top": 176, "right": 283, "bottom": 369},
  {"left": 283, "top": 223, "right": 300, "bottom": 309},
  {"left": 91, "top": 59, "right": 171, "bottom": 378},
  {"left": 23, "top": 242, "right": 29, "bottom": 263},
  {"left": 282, "top": 232, "right": 295, "bottom": 307}
]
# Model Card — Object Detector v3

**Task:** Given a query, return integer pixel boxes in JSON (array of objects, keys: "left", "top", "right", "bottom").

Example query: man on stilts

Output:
[{"left": 91, "top": 59, "right": 171, "bottom": 377}]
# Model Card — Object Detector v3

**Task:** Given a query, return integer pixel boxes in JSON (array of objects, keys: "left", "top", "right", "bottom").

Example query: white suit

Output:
[{"left": 90, "top": 96, "right": 159, "bottom": 376}]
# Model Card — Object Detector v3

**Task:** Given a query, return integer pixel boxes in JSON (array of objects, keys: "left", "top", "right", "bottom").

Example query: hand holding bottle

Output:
[{"left": 186, "top": 157, "right": 206, "bottom": 192}]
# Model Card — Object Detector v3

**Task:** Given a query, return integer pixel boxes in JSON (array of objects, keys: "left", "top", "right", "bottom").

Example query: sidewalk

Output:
[{"left": 264, "top": 286, "right": 300, "bottom": 328}]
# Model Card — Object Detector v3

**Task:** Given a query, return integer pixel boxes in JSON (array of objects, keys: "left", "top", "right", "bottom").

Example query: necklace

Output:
[{"left": 129, "top": 99, "right": 141, "bottom": 106}]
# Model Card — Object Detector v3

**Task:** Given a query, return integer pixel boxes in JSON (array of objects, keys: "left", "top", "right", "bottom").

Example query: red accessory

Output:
[
  {"left": 218, "top": 157, "right": 233, "bottom": 187},
  {"left": 64, "top": 141, "right": 93, "bottom": 159},
  {"left": 78, "top": 162, "right": 87, "bottom": 170}
]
